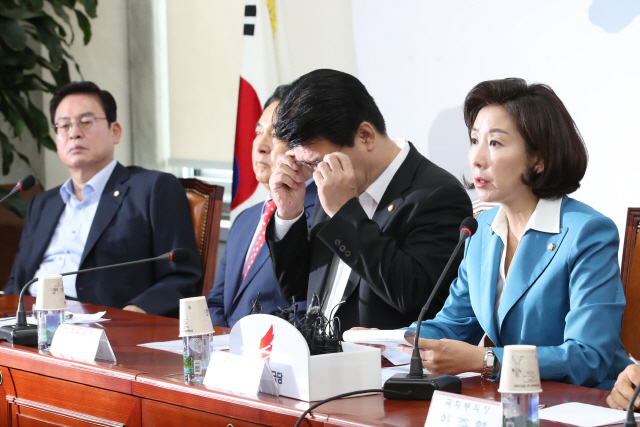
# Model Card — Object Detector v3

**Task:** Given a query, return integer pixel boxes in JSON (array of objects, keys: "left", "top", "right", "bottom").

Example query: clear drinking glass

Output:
[
  {"left": 35, "top": 308, "right": 65, "bottom": 352},
  {"left": 183, "top": 333, "right": 213, "bottom": 383},
  {"left": 502, "top": 392, "right": 539, "bottom": 427}
]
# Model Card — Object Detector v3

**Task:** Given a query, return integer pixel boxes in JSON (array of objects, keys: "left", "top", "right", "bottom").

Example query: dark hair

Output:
[
  {"left": 274, "top": 69, "right": 386, "bottom": 148},
  {"left": 49, "top": 81, "right": 117, "bottom": 126},
  {"left": 463, "top": 78, "right": 588, "bottom": 199},
  {"left": 263, "top": 83, "right": 291, "bottom": 110}
]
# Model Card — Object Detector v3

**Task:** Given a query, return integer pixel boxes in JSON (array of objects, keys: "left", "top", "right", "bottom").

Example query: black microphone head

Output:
[
  {"left": 304, "top": 306, "right": 322, "bottom": 329},
  {"left": 169, "top": 248, "right": 190, "bottom": 263},
  {"left": 459, "top": 216, "right": 478, "bottom": 239},
  {"left": 17, "top": 175, "right": 36, "bottom": 192}
]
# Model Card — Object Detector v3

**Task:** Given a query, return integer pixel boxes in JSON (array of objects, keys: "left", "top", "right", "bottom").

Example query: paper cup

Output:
[
  {"left": 498, "top": 345, "right": 543, "bottom": 393},
  {"left": 179, "top": 296, "right": 214, "bottom": 337},
  {"left": 34, "top": 275, "right": 66, "bottom": 310}
]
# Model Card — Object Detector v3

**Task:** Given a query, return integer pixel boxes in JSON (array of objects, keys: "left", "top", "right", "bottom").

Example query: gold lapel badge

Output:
[
  {"left": 114, "top": 190, "right": 120, "bottom": 197},
  {"left": 548, "top": 243, "right": 556, "bottom": 251},
  {"left": 388, "top": 204, "right": 395, "bottom": 212}
]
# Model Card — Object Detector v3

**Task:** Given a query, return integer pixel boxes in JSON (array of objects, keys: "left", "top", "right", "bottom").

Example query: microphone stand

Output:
[
  {"left": 0, "top": 249, "right": 188, "bottom": 346},
  {"left": 383, "top": 218, "right": 477, "bottom": 400}
]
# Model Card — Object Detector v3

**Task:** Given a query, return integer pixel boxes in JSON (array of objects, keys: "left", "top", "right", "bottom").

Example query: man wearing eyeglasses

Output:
[
  {"left": 3, "top": 81, "right": 201, "bottom": 317},
  {"left": 266, "top": 69, "right": 472, "bottom": 331}
]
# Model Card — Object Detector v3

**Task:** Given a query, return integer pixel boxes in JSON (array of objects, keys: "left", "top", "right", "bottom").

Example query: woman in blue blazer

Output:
[{"left": 401, "top": 78, "right": 631, "bottom": 388}]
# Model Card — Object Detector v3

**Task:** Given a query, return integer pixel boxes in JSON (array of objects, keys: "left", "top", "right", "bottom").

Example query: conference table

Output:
[{"left": 0, "top": 294, "right": 619, "bottom": 426}]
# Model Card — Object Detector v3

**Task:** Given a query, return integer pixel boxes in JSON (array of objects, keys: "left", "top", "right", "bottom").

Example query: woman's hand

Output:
[
  {"left": 607, "top": 364, "right": 640, "bottom": 410},
  {"left": 399, "top": 337, "right": 485, "bottom": 375}
]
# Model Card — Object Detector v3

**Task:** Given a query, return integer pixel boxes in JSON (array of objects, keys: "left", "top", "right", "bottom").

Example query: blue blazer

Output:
[
  {"left": 4, "top": 163, "right": 202, "bottom": 317},
  {"left": 207, "top": 182, "right": 317, "bottom": 327},
  {"left": 410, "top": 196, "right": 631, "bottom": 388}
]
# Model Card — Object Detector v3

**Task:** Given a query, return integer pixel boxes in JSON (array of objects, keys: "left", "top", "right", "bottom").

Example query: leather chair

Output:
[
  {"left": 179, "top": 178, "right": 224, "bottom": 297},
  {"left": 621, "top": 208, "right": 640, "bottom": 359}
]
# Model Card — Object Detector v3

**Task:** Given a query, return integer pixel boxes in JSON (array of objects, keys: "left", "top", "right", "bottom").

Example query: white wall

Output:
[
  {"left": 43, "top": 0, "right": 131, "bottom": 189},
  {"left": 352, "top": 0, "right": 640, "bottom": 245}
]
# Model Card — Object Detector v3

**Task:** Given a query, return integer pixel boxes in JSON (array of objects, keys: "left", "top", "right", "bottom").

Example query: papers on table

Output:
[
  {"left": 0, "top": 311, "right": 108, "bottom": 327},
  {"left": 539, "top": 402, "right": 640, "bottom": 427},
  {"left": 342, "top": 329, "right": 415, "bottom": 365},
  {"left": 138, "top": 335, "right": 230, "bottom": 354}
]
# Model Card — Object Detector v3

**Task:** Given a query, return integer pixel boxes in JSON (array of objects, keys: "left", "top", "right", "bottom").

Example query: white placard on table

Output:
[
  {"left": 342, "top": 329, "right": 415, "bottom": 365},
  {"left": 49, "top": 324, "right": 116, "bottom": 363},
  {"left": 203, "top": 351, "right": 278, "bottom": 397},
  {"left": 424, "top": 391, "right": 502, "bottom": 427}
]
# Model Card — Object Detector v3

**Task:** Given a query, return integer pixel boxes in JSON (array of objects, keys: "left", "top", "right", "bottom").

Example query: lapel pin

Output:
[
  {"left": 114, "top": 190, "right": 120, "bottom": 197},
  {"left": 548, "top": 243, "right": 555, "bottom": 251},
  {"left": 388, "top": 204, "right": 395, "bottom": 212}
]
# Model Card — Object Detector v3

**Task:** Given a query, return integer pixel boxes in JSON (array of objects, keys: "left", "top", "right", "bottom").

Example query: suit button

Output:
[
  {"left": 334, "top": 239, "right": 341, "bottom": 246},
  {"left": 345, "top": 250, "right": 351, "bottom": 258},
  {"left": 339, "top": 245, "right": 346, "bottom": 252}
]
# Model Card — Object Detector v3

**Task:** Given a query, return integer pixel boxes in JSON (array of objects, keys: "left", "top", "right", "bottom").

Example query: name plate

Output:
[
  {"left": 203, "top": 351, "right": 277, "bottom": 397},
  {"left": 49, "top": 324, "right": 117, "bottom": 364},
  {"left": 425, "top": 391, "right": 502, "bottom": 427}
]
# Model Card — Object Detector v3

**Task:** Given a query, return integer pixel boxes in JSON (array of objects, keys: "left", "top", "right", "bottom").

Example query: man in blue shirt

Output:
[{"left": 3, "top": 81, "right": 201, "bottom": 317}]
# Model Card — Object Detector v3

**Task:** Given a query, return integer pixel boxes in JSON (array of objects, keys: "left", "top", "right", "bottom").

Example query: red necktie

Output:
[{"left": 243, "top": 200, "right": 277, "bottom": 280}]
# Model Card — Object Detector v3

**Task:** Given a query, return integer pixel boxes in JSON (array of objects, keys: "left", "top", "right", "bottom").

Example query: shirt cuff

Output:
[{"left": 274, "top": 210, "right": 304, "bottom": 241}]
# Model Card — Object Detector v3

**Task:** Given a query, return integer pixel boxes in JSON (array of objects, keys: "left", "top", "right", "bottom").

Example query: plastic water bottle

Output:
[
  {"left": 35, "top": 308, "right": 65, "bottom": 352},
  {"left": 502, "top": 392, "right": 539, "bottom": 427},
  {"left": 183, "top": 333, "right": 213, "bottom": 383}
]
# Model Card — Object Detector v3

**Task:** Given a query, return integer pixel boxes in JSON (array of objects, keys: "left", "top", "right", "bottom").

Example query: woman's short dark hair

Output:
[
  {"left": 274, "top": 69, "right": 386, "bottom": 148},
  {"left": 464, "top": 78, "right": 588, "bottom": 199},
  {"left": 49, "top": 81, "right": 117, "bottom": 126}
]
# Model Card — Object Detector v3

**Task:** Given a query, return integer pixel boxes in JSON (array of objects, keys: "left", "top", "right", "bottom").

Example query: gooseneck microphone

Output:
[
  {"left": 0, "top": 175, "right": 36, "bottom": 205},
  {"left": 0, "top": 248, "right": 190, "bottom": 346},
  {"left": 384, "top": 216, "right": 478, "bottom": 400}
]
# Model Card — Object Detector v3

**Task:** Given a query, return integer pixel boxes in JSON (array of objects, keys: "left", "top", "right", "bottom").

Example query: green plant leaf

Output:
[
  {"left": 27, "top": 99, "right": 51, "bottom": 138},
  {"left": 33, "top": 16, "right": 64, "bottom": 68},
  {"left": 0, "top": 8, "right": 42, "bottom": 20},
  {"left": 0, "top": 17, "right": 27, "bottom": 51},
  {"left": 51, "top": 4, "right": 75, "bottom": 45},
  {"left": 74, "top": 9, "right": 91, "bottom": 45},
  {"left": 0, "top": 187, "right": 29, "bottom": 218},
  {"left": 78, "top": 0, "right": 97, "bottom": 19},
  {"left": 50, "top": 58, "right": 70, "bottom": 86},
  {"left": 0, "top": 131, "right": 15, "bottom": 175}
]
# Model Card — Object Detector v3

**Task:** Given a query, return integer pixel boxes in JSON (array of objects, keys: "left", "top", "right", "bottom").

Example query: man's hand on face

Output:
[
  {"left": 315, "top": 152, "right": 358, "bottom": 217},
  {"left": 269, "top": 151, "right": 307, "bottom": 220}
]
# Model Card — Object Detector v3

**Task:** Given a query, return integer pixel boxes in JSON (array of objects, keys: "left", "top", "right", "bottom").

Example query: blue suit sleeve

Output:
[
  {"left": 207, "top": 247, "right": 228, "bottom": 326},
  {"left": 405, "top": 239, "right": 484, "bottom": 343}
]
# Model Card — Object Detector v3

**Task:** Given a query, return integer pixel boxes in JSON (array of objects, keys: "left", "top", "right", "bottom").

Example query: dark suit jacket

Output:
[
  {"left": 267, "top": 142, "right": 472, "bottom": 331},
  {"left": 4, "top": 163, "right": 202, "bottom": 317},
  {"left": 207, "top": 182, "right": 317, "bottom": 327}
]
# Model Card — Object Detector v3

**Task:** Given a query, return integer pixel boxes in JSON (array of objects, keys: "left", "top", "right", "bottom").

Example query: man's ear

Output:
[
  {"left": 356, "top": 122, "right": 376, "bottom": 150},
  {"left": 110, "top": 121, "right": 122, "bottom": 145}
]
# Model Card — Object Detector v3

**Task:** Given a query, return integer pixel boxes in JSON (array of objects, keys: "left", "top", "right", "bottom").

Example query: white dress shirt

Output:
[
  {"left": 273, "top": 139, "right": 410, "bottom": 318},
  {"left": 29, "top": 159, "right": 118, "bottom": 298},
  {"left": 490, "top": 197, "right": 562, "bottom": 329}
]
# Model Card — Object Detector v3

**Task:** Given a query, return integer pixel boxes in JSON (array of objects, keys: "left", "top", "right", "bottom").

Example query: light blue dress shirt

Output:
[{"left": 29, "top": 159, "right": 118, "bottom": 298}]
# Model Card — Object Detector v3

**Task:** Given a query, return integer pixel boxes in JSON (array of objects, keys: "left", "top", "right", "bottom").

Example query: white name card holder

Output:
[
  {"left": 203, "top": 351, "right": 278, "bottom": 397},
  {"left": 425, "top": 390, "right": 502, "bottom": 427},
  {"left": 229, "top": 314, "right": 381, "bottom": 402},
  {"left": 49, "top": 324, "right": 117, "bottom": 364}
]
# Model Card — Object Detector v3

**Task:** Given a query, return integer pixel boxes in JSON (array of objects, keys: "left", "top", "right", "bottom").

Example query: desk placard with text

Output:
[
  {"left": 49, "top": 324, "right": 117, "bottom": 364},
  {"left": 425, "top": 391, "right": 502, "bottom": 427}
]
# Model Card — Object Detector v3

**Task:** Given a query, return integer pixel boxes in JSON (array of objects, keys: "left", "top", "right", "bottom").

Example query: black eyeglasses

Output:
[{"left": 54, "top": 117, "right": 107, "bottom": 135}]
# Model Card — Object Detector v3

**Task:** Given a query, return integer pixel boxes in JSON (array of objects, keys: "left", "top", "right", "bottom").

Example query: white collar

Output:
[
  {"left": 361, "top": 138, "right": 409, "bottom": 205},
  {"left": 491, "top": 197, "right": 562, "bottom": 242}
]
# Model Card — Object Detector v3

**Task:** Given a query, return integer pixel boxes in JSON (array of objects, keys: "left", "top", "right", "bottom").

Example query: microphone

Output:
[
  {"left": 384, "top": 216, "right": 478, "bottom": 400},
  {"left": 0, "top": 248, "right": 190, "bottom": 346},
  {"left": 624, "top": 383, "right": 640, "bottom": 427},
  {"left": 0, "top": 175, "right": 36, "bottom": 205}
]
